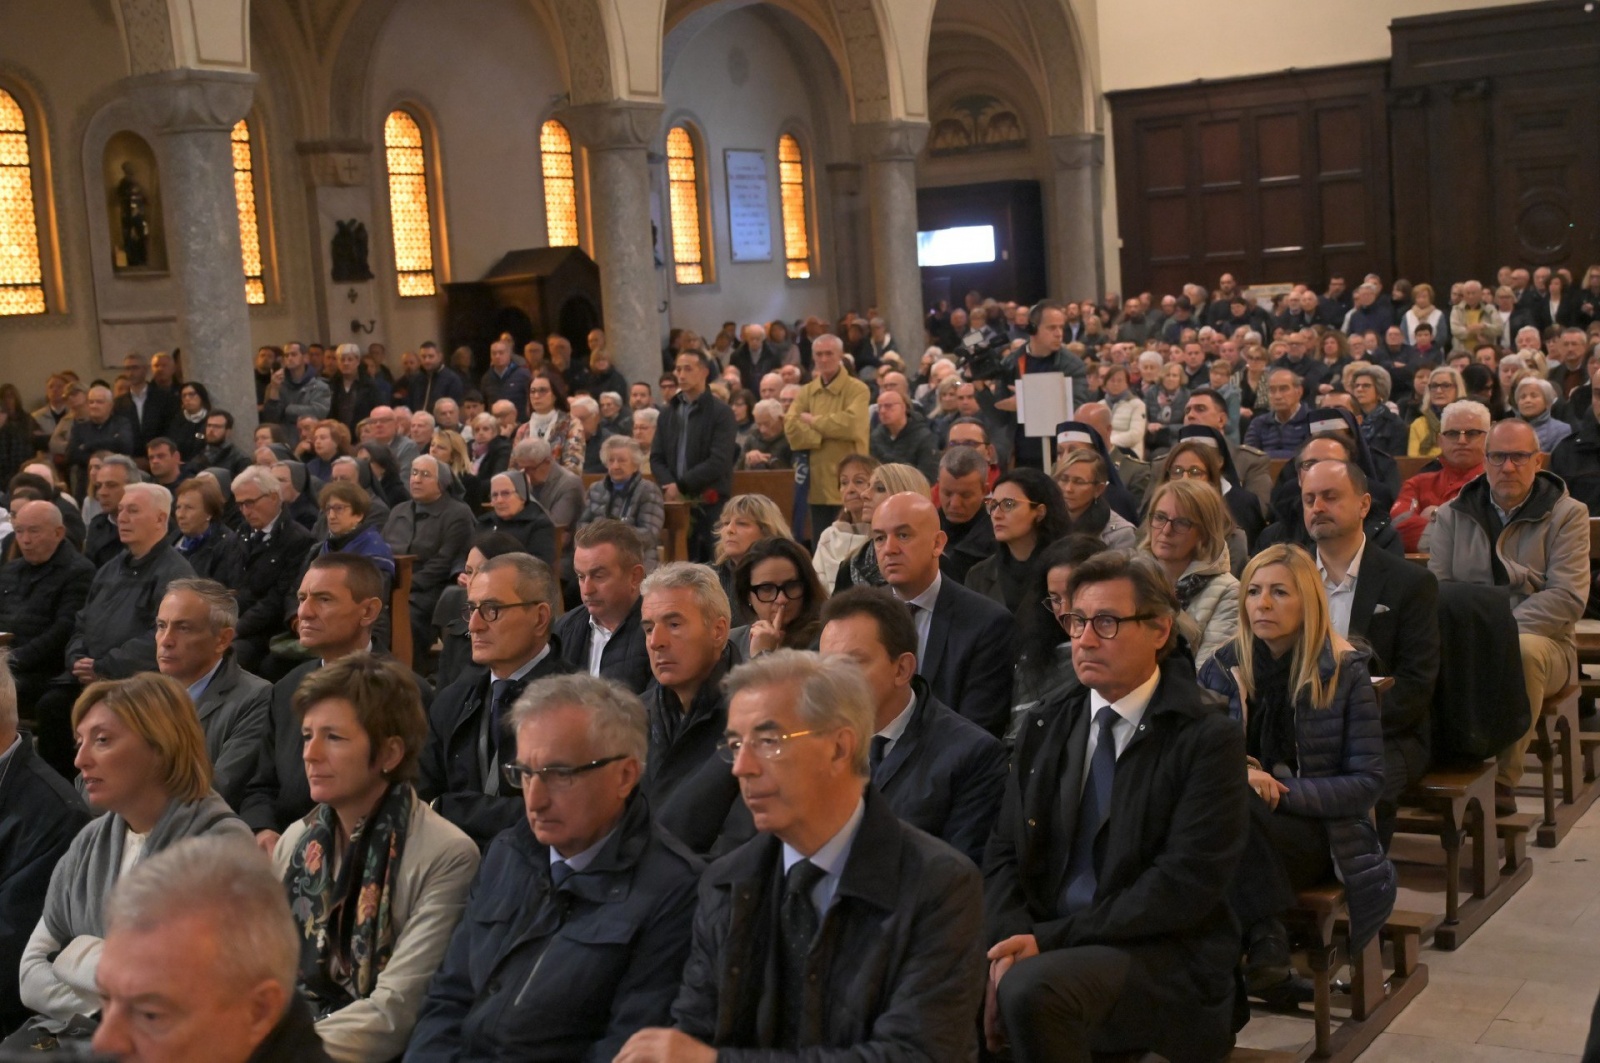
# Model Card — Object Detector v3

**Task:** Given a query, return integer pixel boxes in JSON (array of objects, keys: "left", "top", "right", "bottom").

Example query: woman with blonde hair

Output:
[
  {"left": 713, "top": 493, "right": 795, "bottom": 621},
  {"left": 1197, "top": 544, "right": 1392, "bottom": 1006},
  {"left": 813, "top": 453, "right": 880, "bottom": 589},
  {"left": 17, "top": 674, "right": 249, "bottom": 1037},
  {"left": 833, "top": 462, "right": 931, "bottom": 592},
  {"left": 1053, "top": 449, "right": 1136, "bottom": 551},
  {"left": 430, "top": 427, "right": 481, "bottom": 507},
  {"left": 1407, "top": 366, "right": 1468, "bottom": 457},
  {"left": 1402, "top": 282, "right": 1444, "bottom": 343},
  {"left": 1137, "top": 478, "right": 1238, "bottom": 668},
  {"left": 1147, "top": 431, "right": 1258, "bottom": 562}
]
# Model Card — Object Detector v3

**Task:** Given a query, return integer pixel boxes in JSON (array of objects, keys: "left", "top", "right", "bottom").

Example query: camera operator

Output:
[{"left": 988, "top": 301, "right": 1089, "bottom": 470}]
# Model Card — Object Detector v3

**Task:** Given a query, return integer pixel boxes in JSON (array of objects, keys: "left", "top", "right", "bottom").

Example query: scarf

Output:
[
  {"left": 1418, "top": 403, "right": 1445, "bottom": 454},
  {"left": 527, "top": 409, "right": 560, "bottom": 440},
  {"left": 994, "top": 547, "right": 1039, "bottom": 612},
  {"left": 1246, "top": 640, "right": 1299, "bottom": 775},
  {"left": 176, "top": 525, "right": 213, "bottom": 555},
  {"left": 1173, "top": 568, "right": 1216, "bottom": 611},
  {"left": 1065, "top": 496, "right": 1111, "bottom": 537},
  {"left": 285, "top": 783, "right": 413, "bottom": 1015},
  {"left": 848, "top": 538, "right": 886, "bottom": 588},
  {"left": 605, "top": 472, "right": 642, "bottom": 517}
]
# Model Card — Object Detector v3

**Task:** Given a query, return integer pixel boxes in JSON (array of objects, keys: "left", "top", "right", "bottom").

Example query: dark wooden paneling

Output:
[
  {"left": 916, "top": 180, "right": 1047, "bottom": 310},
  {"left": 1109, "top": 63, "right": 1391, "bottom": 297}
]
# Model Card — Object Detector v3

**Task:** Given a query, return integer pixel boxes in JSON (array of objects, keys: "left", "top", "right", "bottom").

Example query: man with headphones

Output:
[{"left": 993, "top": 300, "right": 1089, "bottom": 470}]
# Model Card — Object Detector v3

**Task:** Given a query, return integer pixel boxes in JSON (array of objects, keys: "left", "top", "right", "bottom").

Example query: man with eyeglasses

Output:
[
  {"left": 228, "top": 465, "right": 314, "bottom": 670},
  {"left": 1429, "top": 419, "right": 1590, "bottom": 814},
  {"left": 818, "top": 587, "right": 1005, "bottom": 863},
  {"left": 408, "top": 673, "right": 702, "bottom": 1061},
  {"left": 1243, "top": 368, "right": 1312, "bottom": 459},
  {"left": 616, "top": 651, "right": 985, "bottom": 1063},
  {"left": 419, "top": 553, "right": 575, "bottom": 849},
  {"left": 385, "top": 454, "right": 476, "bottom": 667},
  {"left": 982, "top": 551, "right": 1247, "bottom": 1063},
  {"left": 1392, "top": 399, "right": 1489, "bottom": 552},
  {"left": 1184, "top": 388, "right": 1272, "bottom": 511}
]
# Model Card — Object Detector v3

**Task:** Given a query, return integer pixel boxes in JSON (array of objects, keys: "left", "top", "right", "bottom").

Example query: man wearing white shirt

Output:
[
  {"left": 552, "top": 519, "right": 652, "bottom": 693},
  {"left": 617, "top": 650, "right": 984, "bottom": 1062}
]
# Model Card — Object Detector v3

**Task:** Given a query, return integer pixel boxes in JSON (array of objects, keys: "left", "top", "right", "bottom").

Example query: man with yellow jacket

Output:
[{"left": 785, "top": 333, "right": 871, "bottom": 536}]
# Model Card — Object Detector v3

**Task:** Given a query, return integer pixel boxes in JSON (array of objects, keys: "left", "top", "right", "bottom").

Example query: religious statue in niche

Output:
[
  {"left": 117, "top": 163, "right": 151, "bottom": 269},
  {"left": 331, "top": 219, "right": 374, "bottom": 282},
  {"left": 927, "top": 94, "right": 1027, "bottom": 156}
]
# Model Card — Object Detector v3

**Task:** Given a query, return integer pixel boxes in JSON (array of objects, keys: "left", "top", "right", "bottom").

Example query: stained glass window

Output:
[
  {"left": 384, "top": 110, "right": 436, "bottom": 297},
  {"left": 231, "top": 119, "right": 266, "bottom": 305},
  {"left": 540, "top": 119, "right": 579, "bottom": 248},
  {"left": 0, "top": 89, "right": 45, "bottom": 316},
  {"left": 666, "top": 125, "right": 705, "bottom": 285},
  {"left": 777, "top": 134, "right": 810, "bottom": 280}
]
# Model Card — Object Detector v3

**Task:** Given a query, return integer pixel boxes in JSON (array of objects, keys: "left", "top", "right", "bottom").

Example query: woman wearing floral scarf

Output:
[{"left": 273, "top": 654, "right": 479, "bottom": 1062}]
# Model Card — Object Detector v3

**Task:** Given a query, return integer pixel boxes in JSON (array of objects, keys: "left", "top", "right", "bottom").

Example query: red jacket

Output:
[{"left": 1391, "top": 462, "right": 1483, "bottom": 551}]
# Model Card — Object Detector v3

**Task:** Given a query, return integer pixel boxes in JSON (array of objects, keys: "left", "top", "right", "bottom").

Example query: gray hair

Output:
[
  {"left": 811, "top": 333, "right": 844, "bottom": 355},
  {"left": 103, "top": 836, "right": 300, "bottom": 995},
  {"left": 99, "top": 454, "right": 143, "bottom": 483},
  {"left": 752, "top": 398, "right": 783, "bottom": 421},
  {"left": 512, "top": 438, "right": 553, "bottom": 465},
  {"left": 600, "top": 434, "right": 644, "bottom": 463},
  {"left": 508, "top": 673, "right": 648, "bottom": 768},
  {"left": 1440, "top": 399, "right": 1492, "bottom": 431},
  {"left": 232, "top": 464, "right": 282, "bottom": 498},
  {"left": 939, "top": 444, "right": 989, "bottom": 480},
  {"left": 121, "top": 482, "right": 172, "bottom": 514},
  {"left": 632, "top": 407, "right": 659, "bottom": 427},
  {"left": 412, "top": 411, "right": 435, "bottom": 431},
  {"left": 1137, "top": 351, "right": 1164, "bottom": 370},
  {"left": 165, "top": 577, "right": 239, "bottom": 633},
  {"left": 1516, "top": 376, "right": 1558, "bottom": 406},
  {"left": 470, "top": 412, "right": 497, "bottom": 431},
  {"left": 479, "top": 552, "right": 555, "bottom": 608},
  {"left": 640, "top": 561, "right": 731, "bottom": 626},
  {"left": 570, "top": 396, "right": 599, "bottom": 419},
  {"left": 1351, "top": 365, "right": 1392, "bottom": 402},
  {"left": 331, "top": 455, "right": 361, "bottom": 475},
  {"left": 599, "top": 391, "right": 623, "bottom": 408},
  {"left": 335, "top": 342, "right": 361, "bottom": 359},
  {"left": 724, "top": 649, "right": 874, "bottom": 777},
  {"left": 0, "top": 650, "right": 15, "bottom": 734}
]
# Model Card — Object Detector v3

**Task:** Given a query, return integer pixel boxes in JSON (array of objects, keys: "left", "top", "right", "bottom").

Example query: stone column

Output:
[
  {"left": 824, "top": 162, "right": 866, "bottom": 318},
  {"left": 557, "top": 101, "right": 665, "bottom": 390},
  {"left": 853, "top": 121, "right": 928, "bottom": 345},
  {"left": 298, "top": 141, "right": 383, "bottom": 353},
  {"left": 1047, "top": 132, "right": 1105, "bottom": 302},
  {"left": 127, "top": 69, "right": 259, "bottom": 434}
]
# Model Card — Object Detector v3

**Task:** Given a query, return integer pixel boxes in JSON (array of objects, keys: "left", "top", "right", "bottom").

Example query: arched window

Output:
[
  {"left": 231, "top": 119, "right": 266, "bottom": 305},
  {"left": 383, "top": 109, "right": 436, "bottom": 297},
  {"left": 0, "top": 88, "right": 46, "bottom": 316},
  {"left": 665, "top": 125, "right": 706, "bottom": 285},
  {"left": 540, "top": 119, "right": 579, "bottom": 248},
  {"left": 777, "top": 133, "right": 811, "bottom": 280}
]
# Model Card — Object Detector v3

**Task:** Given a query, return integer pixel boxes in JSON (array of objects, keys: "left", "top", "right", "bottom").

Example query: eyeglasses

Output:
[
  {"left": 716, "top": 728, "right": 825, "bottom": 763},
  {"left": 1428, "top": 381, "right": 1457, "bottom": 391},
  {"left": 461, "top": 599, "right": 541, "bottom": 623},
  {"left": 502, "top": 754, "right": 627, "bottom": 791},
  {"left": 529, "top": 386, "right": 552, "bottom": 395},
  {"left": 984, "top": 497, "right": 1041, "bottom": 515},
  {"left": 1485, "top": 451, "right": 1536, "bottom": 467},
  {"left": 1056, "top": 477, "right": 1104, "bottom": 489},
  {"left": 323, "top": 503, "right": 353, "bottom": 515},
  {"left": 751, "top": 579, "right": 807, "bottom": 603},
  {"left": 1167, "top": 466, "right": 1210, "bottom": 480},
  {"left": 1150, "top": 512, "right": 1197, "bottom": 533},
  {"left": 1060, "top": 612, "right": 1156, "bottom": 639},
  {"left": 1042, "top": 593, "right": 1069, "bottom": 614},
  {"left": 1440, "top": 429, "right": 1487, "bottom": 442},
  {"left": 233, "top": 493, "right": 268, "bottom": 508}
]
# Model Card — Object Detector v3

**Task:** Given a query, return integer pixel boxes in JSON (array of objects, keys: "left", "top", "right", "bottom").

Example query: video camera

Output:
[{"left": 954, "top": 330, "right": 1013, "bottom": 382}]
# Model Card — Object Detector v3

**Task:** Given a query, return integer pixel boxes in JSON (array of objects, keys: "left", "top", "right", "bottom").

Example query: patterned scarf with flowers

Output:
[{"left": 284, "top": 782, "right": 414, "bottom": 1016}]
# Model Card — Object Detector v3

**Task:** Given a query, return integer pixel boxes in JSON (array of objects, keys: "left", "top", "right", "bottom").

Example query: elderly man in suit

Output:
[
  {"left": 819, "top": 587, "right": 1006, "bottom": 863},
  {"left": 983, "top": 551, "right": 1248, "bottom": 1063},
  {"left": 155, "top": 578, "right": 272, "bottom": 809},
  {"left": 872, "top": 491, "right": 1016, "bottom": 736},
  {"left": 1303, "top": 460, "right": 1440, "bottom": 846},
  {"left": 228, "top": 465, "right": 314, "bottom": 671},
  {"left": 553, "top": 519, "right": 652, "bottom": 693},
  {"left": 615, "top": 650, "right": 985, "bottom": 1062},
  {"left": 0, "top": 501, "right": 95, "bottom": 708}
]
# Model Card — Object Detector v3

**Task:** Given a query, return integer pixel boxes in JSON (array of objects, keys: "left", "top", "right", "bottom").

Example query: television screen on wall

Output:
[{"left": 916, "top": 225, "right": 997, "bottom": 267}]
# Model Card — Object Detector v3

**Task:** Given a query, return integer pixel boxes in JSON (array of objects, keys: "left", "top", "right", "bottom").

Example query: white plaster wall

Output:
[
  {"left": 366, "top": 0, "right": 565, "bottom": 354},
  {"left": 662, "top": 8, "right": 832, "bottom": 334}
]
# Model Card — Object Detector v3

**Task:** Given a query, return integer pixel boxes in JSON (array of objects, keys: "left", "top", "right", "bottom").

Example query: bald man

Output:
[
  {"left": 0, "top": 501, "right": 96, "bottom": 706},
  {"left": 871, "top": 493, "right": 1016, "bottom": 736}
]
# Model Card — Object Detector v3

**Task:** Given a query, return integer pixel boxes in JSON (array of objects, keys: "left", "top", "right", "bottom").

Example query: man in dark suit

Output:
[
  {"left": 112, "top": 352, "right": 180, "bottom": 453},
  {"left": 615, "top": 651, "right": 985, "bottom": 1062},
  {"left": 650, "top": 351, "right": 737, "bottom": 563},
  {"left": 820, "top": 587, "right": 1006, "bottom": 864},
  {"left": 872, "top": 492, "right": 1016, "bottom": 736},
  {"left": 402, "top": 341, "right": 466, "bottom": 413},
  {"left": 553, "top": 519, "right": 652, "bottom": 693},
  {"left": 983, "top": 551, "right": 1248, "bottom": 1063},
  {"left": 0, "top": 500, "right": 95, "bottom": 708},
  {"left": 1304, "top": 459, "right": 1439, "bottom": 846},
  {"left": 936, "top": 444, "right": 998, "bottom": 584},
  {"left": 228, "top": 465, "right": 314, "bottom": 671},
  {"left": 728, "top": 323, "right": 784, "bottom": 394},
  {"left": 420, "top": 553, "right": 575, "bottom": 849}
]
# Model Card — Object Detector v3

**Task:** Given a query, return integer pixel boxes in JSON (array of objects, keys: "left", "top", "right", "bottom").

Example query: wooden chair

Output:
[
  {"left": 661, "top": 502, "right": 691, "bottom": 564},
  {"left": 390, "top": 555, "right": 415, "bottom": 670},
  {"left": 1525, "top": 680, "right": 1598, "bottom": 846}
]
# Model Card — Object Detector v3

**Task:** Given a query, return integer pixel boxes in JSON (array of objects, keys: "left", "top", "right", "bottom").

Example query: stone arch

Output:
[{"left": 923, "top": 0, "right": 1087, "bottom": 137}]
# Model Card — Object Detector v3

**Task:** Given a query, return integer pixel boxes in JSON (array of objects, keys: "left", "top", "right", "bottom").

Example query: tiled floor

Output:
[{"left": 1235, "top": 795, "right": 1600, "bottom": 1061}]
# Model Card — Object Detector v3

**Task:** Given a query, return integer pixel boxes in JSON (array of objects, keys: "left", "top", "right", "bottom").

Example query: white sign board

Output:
[
  {"left": 724, "top": 149, "right": 772, "bottom": 263},
  {"left": 1017, "top": 372, "right": 1073, "bottom": 438}
]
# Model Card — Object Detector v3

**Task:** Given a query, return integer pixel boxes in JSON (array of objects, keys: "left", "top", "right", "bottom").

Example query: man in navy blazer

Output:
[
  {"left": 551, "top": 520, "right": 653, "bottom": 694},
  {"left": 821, "top": 587, "right": 1007, "bottom": 864},
  {"left": 871, "top": 492, "right": 1017, "bottom": 736}
]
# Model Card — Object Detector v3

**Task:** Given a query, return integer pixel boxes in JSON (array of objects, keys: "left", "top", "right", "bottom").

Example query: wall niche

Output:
[{"left": 101, "top": 131, "right": 168, "bottom": 273}]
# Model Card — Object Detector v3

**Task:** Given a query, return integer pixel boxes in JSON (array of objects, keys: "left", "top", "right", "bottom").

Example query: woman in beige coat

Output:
[{"left": 1138, "top": 478, "right": 1240, "bottom": 669}]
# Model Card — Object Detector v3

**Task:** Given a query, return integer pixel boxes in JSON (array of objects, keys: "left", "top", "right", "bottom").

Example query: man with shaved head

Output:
[
  {"left": 0, "top": 501, "right": 95, "bottom": 707},
  {"left": 872, "top": 492, "right": 1016, "bottom": 736}
]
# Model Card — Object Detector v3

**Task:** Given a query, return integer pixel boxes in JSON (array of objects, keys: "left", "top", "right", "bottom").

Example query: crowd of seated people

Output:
[{"left": 2, "top": 262, "right": 1600, "bottom": 1060}]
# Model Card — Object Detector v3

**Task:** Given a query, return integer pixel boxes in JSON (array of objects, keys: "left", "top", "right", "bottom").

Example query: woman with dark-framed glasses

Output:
[
  {"left": 1137, "top": 479, "right": 1238, "bottom": 669},
  {"left": 1053, "top": 449, "right": 1137, "bottom": 551},
  {"left": 275, "top": 653, "right": 478, "bottom": 1062},
  {"left": 1407, "top": 366, "right": 1467, "bottom": 457},
  {"left": 965, "top": 467, "right": 1071, "bottom": 613},
  {"left": 730, "top": 537, "right": 827, "bottom": 657}
]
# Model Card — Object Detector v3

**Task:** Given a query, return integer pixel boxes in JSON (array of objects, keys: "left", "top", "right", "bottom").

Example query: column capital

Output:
[
  {"left": 556, "top": 101, "right": 664, "bottom": 151},
  {"left": 297, "top": 140, "right": 373, "bottom": 187},
  {"left": 124, "top": 68, "right": 257, "bottom": 134},
  {"left": 852, "top": 120, "right": 929, "bottom": 162},
  {"left": 1048, "top": 132, "right": 1104, "bottom": 171}
]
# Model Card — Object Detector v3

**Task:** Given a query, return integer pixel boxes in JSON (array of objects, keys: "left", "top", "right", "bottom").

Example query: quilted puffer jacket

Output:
[{"left": 1197, "top": 640, "right": 1396, "bottom": 947}]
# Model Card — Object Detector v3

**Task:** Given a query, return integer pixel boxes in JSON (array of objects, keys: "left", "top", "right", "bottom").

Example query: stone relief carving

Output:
[
  {"left": 331, "top": 219, "right": 374, "bottom": 282},
  {"left": 120, "top": 0, "right": 177, "bottom": 75},
  {"left": 548, "top": 0, "right": 613, "bottom": 105},
  {"left": 833, "top": 0, "right": 891, "bottom": 124}
]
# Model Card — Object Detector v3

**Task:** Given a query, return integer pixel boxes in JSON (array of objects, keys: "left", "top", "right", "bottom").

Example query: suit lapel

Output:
[
  {"left": 1348, "top": 550, "right": 1385, "bottom": 638},
  {"left": 874, "top": 689, "right": 926, "bottom": 789},
  {"left": 1045, "top": 707, "right": 1090, "bottom": 897},
  {"left": 924, "top": 581, "right": 955, "bottom": 672}
]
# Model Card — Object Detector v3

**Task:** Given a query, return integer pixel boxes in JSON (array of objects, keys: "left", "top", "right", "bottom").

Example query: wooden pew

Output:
[
  {"left": 1523, "top": 681, "right": 1596, "bottom": 847},
  {"left": 390, "top": 555, "right": 415, "bottom": 670},
  {"left": 661, "top": 502, "right": 690, "bottom": 564}
]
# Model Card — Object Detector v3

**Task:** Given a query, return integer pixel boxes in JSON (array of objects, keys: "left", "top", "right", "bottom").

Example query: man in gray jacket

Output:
[
  {"left": 1429, "top": 419, "right": 1590, "bottom": 813},
  {"left": 260, "top": 342, "right": 332, "bottom": 427},
  {"left": 155, "top": 578, "right": 271, "bottom": 809}
]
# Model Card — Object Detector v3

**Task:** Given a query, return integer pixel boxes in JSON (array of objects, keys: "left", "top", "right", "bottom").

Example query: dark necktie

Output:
[
  {"left": 489, "top": 679, "right": 522, "bottom": 758},
  {"left": 550, "top": 859, "right": 573, "bottom": 889},
  {"left": 778, "top": 859, "right": 828, "bottom": 1047},
  {"left": 869, "top": 735, "right": 889, "bottom": 774},
  {"left": 1061, "top": 706, "right": 1121, "bottom": 915}
]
